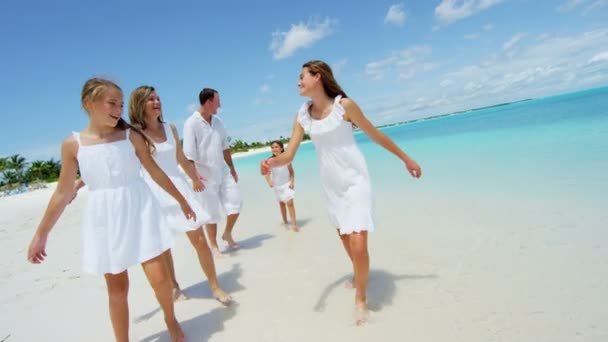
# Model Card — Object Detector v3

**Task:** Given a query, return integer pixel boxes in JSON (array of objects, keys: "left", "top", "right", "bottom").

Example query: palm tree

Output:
[
  {"left": 26, "top": 160, "right": 47, "bottom": 181},
  {"left": 0, "top": 156, "right": 8, "bottom": 171},
  {"left": 7, "top": 154, "right": 27, "bottom": 184}
]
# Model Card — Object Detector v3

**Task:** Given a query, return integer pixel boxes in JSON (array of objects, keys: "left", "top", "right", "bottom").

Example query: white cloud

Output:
[
  {"left": 464, "top": 33, "right": 480, "bottom": 40},
  {"left": 503, "top": 33, "right": 526, "bottom": 51},
  {"left": 365, "top": 46, "right": 433, "bottom": 81},
  {"left": 440, "top": 79, "right": 454, "bottom": 87},
  {"left": 357, "top": 28, "right": 608, "bottom": 126},
  {"left": 254, "top": 83, "right": 274, "bottom": 106},
  {"left": 557, "top": 0, "right": 586, "bottom": 12},
  {"left": 435, "top": 0, "right": 503, "bottom": 25},
  {"left": 537, "top": 33, "right": 551, "bottom": 41},
  {"left": 332, "top": 58, "right": 348, "bottom": 75},
  {"left": 186, "top": 103, "right": 197, "bottom": 114},
  {"left": 270, "top": 18, "right": 336, "bottom": 60},
  {"left": 384, "top": 4, "right": 407, "bottom": 26},
  {"left": 583, "top": 0, "right": 608, "bottom": 14},
  {"left": 483, "top": 23, "right": 494, "bottom": 31},
  {"left": 588, "top": 51, "right": 608, "bottom": 64}
]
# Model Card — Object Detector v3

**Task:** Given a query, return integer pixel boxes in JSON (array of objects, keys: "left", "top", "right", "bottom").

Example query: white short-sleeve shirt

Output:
[{"left": 183, "top": 112, "right": 230, "bottom": 183}]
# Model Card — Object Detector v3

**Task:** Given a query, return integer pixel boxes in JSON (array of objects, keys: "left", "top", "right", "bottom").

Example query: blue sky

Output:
[{"left": 1, "top": 0, "right": 608, "bottom": 160}]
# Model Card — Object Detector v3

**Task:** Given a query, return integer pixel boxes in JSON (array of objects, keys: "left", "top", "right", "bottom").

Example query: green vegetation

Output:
[
  {"left": 0, "top": 154, "right": 61, "bottom": 190},
  {"left": 228, "top": 133, "right": 311, "bottom": 154}
]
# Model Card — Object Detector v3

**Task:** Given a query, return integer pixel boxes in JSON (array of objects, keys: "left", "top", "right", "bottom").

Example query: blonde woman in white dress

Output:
[
  {"left": 260, "top": 60, "right": 422, "bottom": 325},
  {"left": 128, "top": 86, "right": 232, "bottom": 305}
]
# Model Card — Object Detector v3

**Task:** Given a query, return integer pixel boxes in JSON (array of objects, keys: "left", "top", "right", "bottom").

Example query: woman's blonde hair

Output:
[{"left": 128, "top": 85, "right": 164, "bottom": 130}]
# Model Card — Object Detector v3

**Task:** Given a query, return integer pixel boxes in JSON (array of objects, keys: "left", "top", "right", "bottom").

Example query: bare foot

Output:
[
  {"left": 212, "top": 287, "right": 233, "bottom": 306},
  {"left": 165, "top": 317, "right": 185, "bottom": 342},
  {"left": 172, "top": 287, "right": 187, "bottom": 302},
  {"left": 354, "top": 303, "right": 369, "bottom": 326},
  {"left": 292, "top": 225, "right": 300, "bottom": 232},
  {"left": 344, "top": 279, "right": 355, "bottom": 289},
  {"left": 221, "top": 234, "right": 239, "bottom": 249},
  {"left": 210, "top": 246, "right": 225, "bottom": 258}
]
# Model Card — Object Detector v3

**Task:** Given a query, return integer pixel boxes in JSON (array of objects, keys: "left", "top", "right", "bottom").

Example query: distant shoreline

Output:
[{"left": 374, "top": 98, "right": 534, "bottom": 130}]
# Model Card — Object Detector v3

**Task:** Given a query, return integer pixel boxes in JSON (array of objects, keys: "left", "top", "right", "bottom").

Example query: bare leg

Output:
[
  {"left": 141, "top": 255, "right": 185, "bottom": 342},
  {"left": 338, "top": 230, "right": 355, "bottom": 289},
  {"left": 161, "top": 249, "right": 183, "bottom": 301},
  {"left": 279, "top": 202, "right": 288, "bottom": 224},
  {"left": 286, "top": 200, "right": 298, "bottom": 232},
  {"left": 221, "top": 213, "right": 239, "bottom": 248},
  {"left": 104, "top": 271, "right": 130, "bottom": 342},
  {"left": 349, "top": 231, "right": 370, "bottom": 325},
  {"left": 205, "top": 223, "right": 223, "bottom": 257},
  {"left": 186, "top": 228, "right": 232, "bottom": 305}
]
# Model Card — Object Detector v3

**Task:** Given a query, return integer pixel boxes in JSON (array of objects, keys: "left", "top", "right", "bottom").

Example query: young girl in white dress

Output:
[
  {"left": 128, "top": 85, "right": 232, "bottom": 305},
  {"left": 26, "top": 78, "right": 193, "bottom": 342},
  {"left": 264, "top": 140, "right": 298, "bottom": 232},
  {"left": 260, "top": 60, "right": 422, "bottom": 325}
]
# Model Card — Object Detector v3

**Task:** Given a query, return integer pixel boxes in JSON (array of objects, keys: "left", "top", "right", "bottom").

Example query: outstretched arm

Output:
[
  {"left": 27, "top": 136, "right": 80, "bottom": 263},
  {"left": 343, "top": 98, "right": 422, "bottom": 178},
  {"left": 261, "top": 115, "right": 304, "bottom": 174},
  {"left": 130, "top": 130, "right": 196, "bottom": 220}
]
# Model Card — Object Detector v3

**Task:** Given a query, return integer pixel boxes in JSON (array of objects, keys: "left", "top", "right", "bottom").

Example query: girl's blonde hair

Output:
[{"left": 80, "top": 78, "right": 155, "bottom": 152}]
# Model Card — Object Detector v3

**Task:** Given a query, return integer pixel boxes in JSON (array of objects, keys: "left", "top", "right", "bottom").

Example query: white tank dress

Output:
[
  {"left": 296, "top": 95, "right": 375, "bottom": 234},
  {"left": 142, "top": 124, "right": 210, "bottom": 232},
  {"left": 270, "top": 164, "right": 295, "bottom": 203},
  {"left": 74, "top": 129, "right": 174, "bottom": 275}
]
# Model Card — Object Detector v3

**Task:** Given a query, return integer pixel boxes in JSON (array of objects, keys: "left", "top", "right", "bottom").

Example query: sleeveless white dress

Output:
[
  {"left": 74, "top": 129, "right": 174, "bottom": 275},
  {"left": 296, "top": 95, "right": 375, "bottom": 234},
  {"left": 270, "top": 164, "right": 295, "bottom": 203},
  {"left": 142, "top": 124, "right": 210, "bottom": 232}
]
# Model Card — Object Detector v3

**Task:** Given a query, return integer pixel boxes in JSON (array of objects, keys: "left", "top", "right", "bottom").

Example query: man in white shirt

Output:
[{"left": 183, "top": 88, "right": 242, "bottom": 255}]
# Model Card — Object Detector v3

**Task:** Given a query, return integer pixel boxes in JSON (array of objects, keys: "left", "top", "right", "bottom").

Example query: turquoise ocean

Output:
[{"left": 235, "top": 86, "right": 608, "bottom": 213}]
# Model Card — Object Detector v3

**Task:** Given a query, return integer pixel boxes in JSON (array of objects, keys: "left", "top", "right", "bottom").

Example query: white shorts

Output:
[{"left": 196, "top": 172, "right": 242, "bottom": 224}]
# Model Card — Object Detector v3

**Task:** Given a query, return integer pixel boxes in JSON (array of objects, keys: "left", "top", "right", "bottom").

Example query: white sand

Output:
[{"left": 1, "top": 168, "right": 607, "bottom": 341}]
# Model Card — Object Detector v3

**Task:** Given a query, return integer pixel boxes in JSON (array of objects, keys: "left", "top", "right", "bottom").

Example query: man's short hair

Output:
[{"left": 199, "top": 88, "right": 218, "bottom": 105}]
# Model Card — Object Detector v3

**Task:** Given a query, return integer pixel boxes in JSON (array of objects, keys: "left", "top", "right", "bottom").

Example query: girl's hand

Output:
[
  {"left": 27, "top": 233, "right": 48, "bottom": 264},
  {"left": 289, "top": 182, "right": 294, "bottom": 189},
  {"left": 260, "top": 159, "right": 272, "bottom": 175},
  {"left": 180, "top": 202, "right": 197, "bottom": 222},
  {"left": 193, "top": 176, "right": 205, "bottom": 192},
  {"left": 405, "top": 159, "right": 422, "bottom": 178},
  {"left": 267, "top": 182, "right": 273, "bottom": 188},
  {"left": 68, "top": 189, "right": 79, "bottom": 204}
]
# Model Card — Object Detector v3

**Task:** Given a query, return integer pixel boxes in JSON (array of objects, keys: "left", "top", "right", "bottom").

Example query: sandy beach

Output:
[{"left": 1, "top": 152, "right": 607, "bottom": 342}]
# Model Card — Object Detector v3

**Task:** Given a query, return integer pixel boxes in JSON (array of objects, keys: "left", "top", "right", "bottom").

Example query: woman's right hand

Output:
[
  {"left": 180, "top": 202, "right": 197, "bottom": 222},
  {"left": 27, "top": 233, "right": 48, "bottom": 264},
  {"left": 193, "top": 178, "right": 205, "bottom": 192},
  {"left": 260, "top": 159, "right": 271, "bottom": 175}
]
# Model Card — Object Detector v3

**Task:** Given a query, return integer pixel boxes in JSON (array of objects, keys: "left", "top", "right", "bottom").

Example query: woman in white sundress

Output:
[
  {"left": 27, "top": 78, "right": 193, "bottom": 342},
  {"left": 260, "top": 60, "right": 422, "bottom": 325},
  {"left": 264, "top": 140, "right": 298, "bottom": 232},
  {"left": 128, "top": 85, "right": 232, "bottom": 305}
]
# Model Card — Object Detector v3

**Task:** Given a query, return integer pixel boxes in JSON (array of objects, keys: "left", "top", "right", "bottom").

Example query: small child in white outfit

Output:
[{"left": 264, "top": 140, "right": 298, "bottom": 232}]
